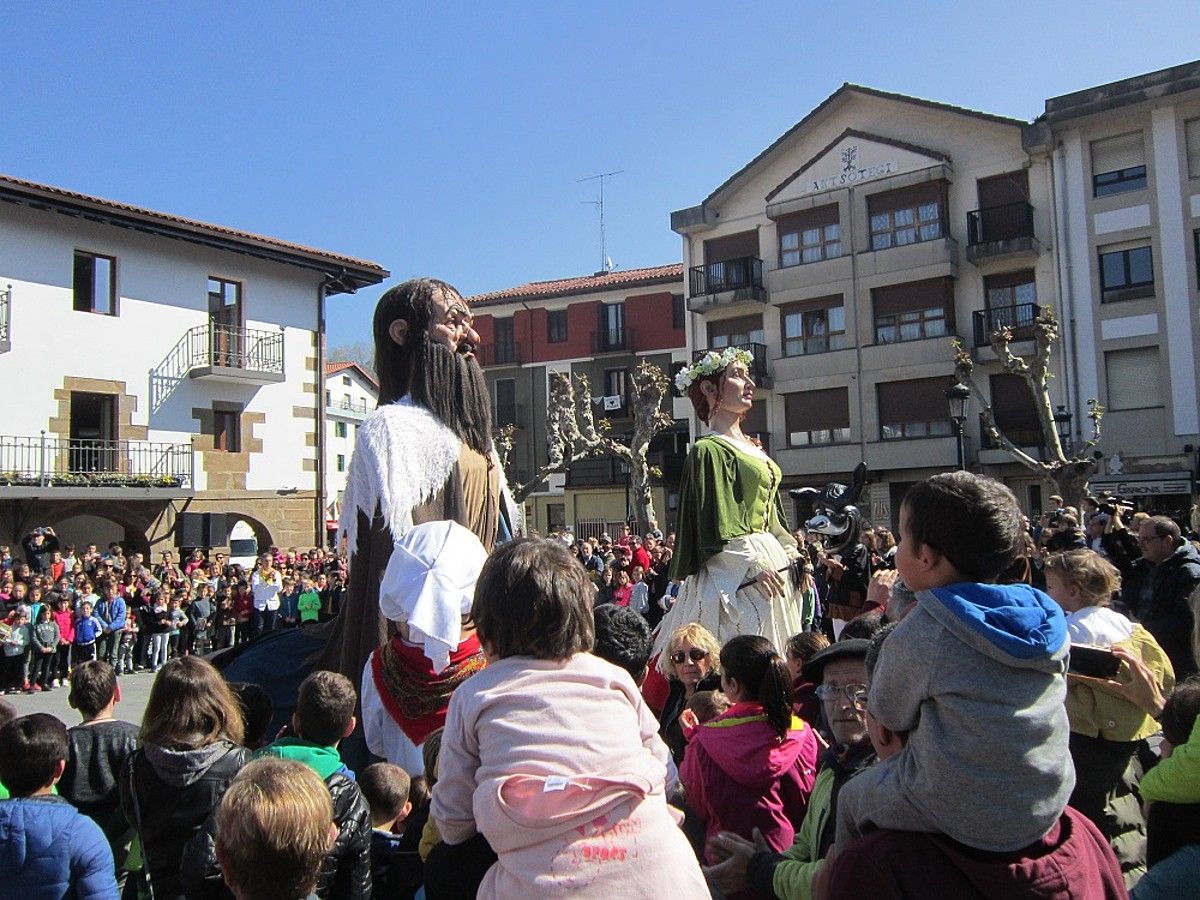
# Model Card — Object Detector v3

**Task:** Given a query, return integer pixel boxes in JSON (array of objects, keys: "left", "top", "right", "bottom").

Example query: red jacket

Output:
[
  {"left": 680, "top": 701, "right": 819, "bottom": 864},
  {"left": 825, "top": 805, "right": 1127, "bottom": 900}
]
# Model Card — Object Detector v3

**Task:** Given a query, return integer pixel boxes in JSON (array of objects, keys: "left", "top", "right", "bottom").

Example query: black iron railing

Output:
[
  {"left": 966, "top": 201, "right": 1034, "bottom": 247},
  {"left": 478, "top": 341, "right": 523, "bottom": 367},
  {"left": 592, "top": 328, "right": 635, "bottom": 354},
  {"left": 693, "top": 341, "right": 772, "bottom": 389},
  {"left": 185, "top": 324, "right": 284, "bottom": 374},
  {"left": 689, "top": 256, "right": 764, "bottom": 296},
  {"left": 494, "top": 403, "right": 524, "bottom": 427},
  {"left": 972, "top": 303, "right": 1038, "bottom": 347},
  {"left": 979, "top": 412, "right": 1044, "bottom": 451},
  {"left": 0, "top": 434, "right": 193, "bottom": 488}
]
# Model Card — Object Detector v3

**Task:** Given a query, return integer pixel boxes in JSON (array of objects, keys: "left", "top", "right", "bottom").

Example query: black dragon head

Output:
[{"left": 789, "top": 462, "right": 868, "bottom": 555}]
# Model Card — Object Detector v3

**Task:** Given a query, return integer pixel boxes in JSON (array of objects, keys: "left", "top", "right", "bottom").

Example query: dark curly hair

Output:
[{"left": 593, "top": 604, "right": 652, "bottom": 683}]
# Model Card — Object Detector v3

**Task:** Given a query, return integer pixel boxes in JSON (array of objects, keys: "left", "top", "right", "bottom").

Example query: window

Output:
[
  {"left": 325, "top": 390, "right": 331, "bottom": 406},
  {"left": 604, "top": 369, "right": 628, "bottom": 409},
  {"left": 336, "top": 454, "right": 346, "bottom": 472},
  {"left": 707, "top": 316, "right": 764, "bottom": 350},
  {"left": 984, "top": 270, "right": 1037, "bottom": 310},
  {"left": 782, "top": 297, "right": 846, "bottom": 356},
  {"left": 1099, "top": 245, "right": 1154, "bottom": 301},
  {"left": 878, "top": 377, "right": 954, "bottom": 440},
  {"left": 778, "top": 204, "right": 841, "bottom": 267},
  {"left": 989, "top": 374, "right": 1043, "bottom": 448},
  {"left": 334, "top": 421, "right": 347, "bottom": 438},
  {"left": 342, "top": 375, "right": 351, "bottom": 386},
  {"left": 873, "top": 278, "right": 953, "bottom": 344},
  {"left": 493, "top": 317, "right": 516, "bottom": 364},
  {"left": 213, "top": 408, "right": 241, "bottom": 453},
  {"left": 73, "top": 251, "right": 116, "bottom": 315},
  {"left": 1187, "top": 119, "right": 1200, "bottom": 179},
  {"left": 1105, "top": 347, "right": 1162, "bottom": 410},
  {"left": 494, "top": 378, "right": 517, "bottom": 424},
  {"left": 547, "top": 309, "right": 568, "bottom": 343},
  {"left": 868, "top": 183, "right": 945, "bottom": 251},
  {"left": 1091, "top": 132, "right": 1147, "bottom": 197},
  {"left": 598, "top": 303, "right": 626, "bottom": 350},
  {"left": 672, "top": 293, "right": 685, "bottom": 331},
  {"left": 785, "top": 388, "right": 850, "bottom": 447}
]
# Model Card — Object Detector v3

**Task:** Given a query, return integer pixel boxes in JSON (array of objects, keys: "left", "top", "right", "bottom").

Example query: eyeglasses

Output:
[
  {"left": 670, "top": 647, "right": 710, "bottom": 666},
  {"left": 815, "top": 683, "right": 869, "bottom": 706}
]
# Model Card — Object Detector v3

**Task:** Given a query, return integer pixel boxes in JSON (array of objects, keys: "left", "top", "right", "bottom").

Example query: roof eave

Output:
[{"left": 0, "top": 178, "right": 389, "bottom": 295}]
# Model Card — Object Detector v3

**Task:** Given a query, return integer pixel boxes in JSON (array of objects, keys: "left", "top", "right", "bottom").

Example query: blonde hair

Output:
[
  {"left": 666, "top": 623, "right": 722, "bottom": 678},
  {"left": 216, "top": 757, "right": 333, "bottom": 900},
  {"left": 1044, "top": 549, "right": 1121, "bottom": 607}
]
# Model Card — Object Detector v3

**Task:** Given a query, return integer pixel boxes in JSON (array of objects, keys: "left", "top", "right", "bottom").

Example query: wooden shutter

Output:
[
  {"left": 774, "top": 203, "right": 838, "bottom": 234},
  {"left": 704, "top": 229, "right": 760, "bottom": 263},
  {"left": 867, "top": 180, "right": 943, "bottom": 215}
]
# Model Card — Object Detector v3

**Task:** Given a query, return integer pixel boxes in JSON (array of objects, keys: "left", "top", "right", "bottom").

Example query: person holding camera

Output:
[{"left": 21, "top": 527, "right": 60, "bottom": 577}]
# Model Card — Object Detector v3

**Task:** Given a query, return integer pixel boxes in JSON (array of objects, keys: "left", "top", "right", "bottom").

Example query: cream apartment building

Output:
[{"left": 672, "top": 85, "right": 1066, "bottom": 527}]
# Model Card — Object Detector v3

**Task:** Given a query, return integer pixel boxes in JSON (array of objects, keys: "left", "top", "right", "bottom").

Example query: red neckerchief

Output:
[{"left": 371, "top": 634, "right": 486, "bottom": 745}]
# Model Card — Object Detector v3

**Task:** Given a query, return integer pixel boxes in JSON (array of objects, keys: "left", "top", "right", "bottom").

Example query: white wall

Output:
[
  {"left": 0, "top": 202, "right": 323, "bottom": 492},
  {"left": 324, "top": 368, "right": 378, "bottom": 506}
]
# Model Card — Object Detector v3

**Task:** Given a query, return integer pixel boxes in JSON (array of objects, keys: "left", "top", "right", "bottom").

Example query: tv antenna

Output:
[{"left": 579, "top": 170, "right": 623, "bottom": 273}]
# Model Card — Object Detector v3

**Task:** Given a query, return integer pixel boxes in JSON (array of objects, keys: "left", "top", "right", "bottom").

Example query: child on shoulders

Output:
[{"left": 836, "top": 471, "right": 1074, "bottom": 853}]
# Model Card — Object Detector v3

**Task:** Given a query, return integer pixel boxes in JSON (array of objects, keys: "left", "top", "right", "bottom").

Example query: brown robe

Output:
[{"left": 314, "top": 445, "right": 499, "bottom": 688}]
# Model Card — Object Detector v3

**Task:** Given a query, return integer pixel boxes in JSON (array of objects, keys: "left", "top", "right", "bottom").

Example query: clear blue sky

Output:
[{"left": 5, "top": 1, "right": 1198, "bottom": 348}]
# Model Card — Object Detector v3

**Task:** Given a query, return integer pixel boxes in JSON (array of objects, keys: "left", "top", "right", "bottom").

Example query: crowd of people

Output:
[
  {"left": 4, "top": 277, "right": 1200, "bottom": 899},
  {"left": 0, "top": 530, "right": 348, "bottom": 693}
]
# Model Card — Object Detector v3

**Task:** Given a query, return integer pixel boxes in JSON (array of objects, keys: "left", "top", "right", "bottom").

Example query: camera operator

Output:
[{"left": 21, "top": 527, "right": 59, "bottom": 576}]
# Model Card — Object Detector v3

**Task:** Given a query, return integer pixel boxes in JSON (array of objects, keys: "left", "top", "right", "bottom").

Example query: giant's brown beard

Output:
[{"left": 408, "top": 339, "right": 494, "bottom": 458}]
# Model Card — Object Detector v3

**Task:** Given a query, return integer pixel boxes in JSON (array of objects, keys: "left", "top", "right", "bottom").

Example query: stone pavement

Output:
[{"left": 3, "top": 667, "right": 157, "bottom": 727}]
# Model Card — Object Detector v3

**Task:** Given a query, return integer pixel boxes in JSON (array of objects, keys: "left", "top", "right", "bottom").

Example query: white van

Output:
[{"left": 228, "top": 520, "right": 259, "bottom": 570}]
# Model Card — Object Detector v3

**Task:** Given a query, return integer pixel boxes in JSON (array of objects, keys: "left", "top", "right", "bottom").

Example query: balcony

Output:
[
  {"left": 327, "top": 397, "right": 370, "bottom": 418},
  {"left": 687, "top": 256, "right": 766, "bottom": 311},
  {"left": 966, "top": 202, "right": 1039, "bottom": 266},
  {"left": 185, "top": 324, "right": 285, "bottom": 384},
  {"left": 0, "top": 434, "right": 194, "bottom": 498},
  {"left": 972, "top": 303, "right": 1037, "bottom": 348},
  {"left": 693, "top": 341, "right": 773, "bottom": 389},
  {"left": 493, "top": 403, "right": 525, "bottom": 428},
  {"left": 478, "top": 341, "right": 524, "bottom": 368},
  {"left": 592, "top": 327, "right": 635, "bottom": 355},
  {"left": 0, "top": 284, "right": 10, "bottom": 352}
]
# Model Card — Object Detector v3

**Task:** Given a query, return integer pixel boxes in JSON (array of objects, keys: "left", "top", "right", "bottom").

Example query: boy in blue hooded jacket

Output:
[{"left": 835, "top": 471, "right": 1074, "bottom": 853}]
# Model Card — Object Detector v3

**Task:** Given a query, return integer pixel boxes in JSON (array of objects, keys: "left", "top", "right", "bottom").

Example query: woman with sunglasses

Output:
[{"left": 658, "top": 623, "right": 721, "bottom": 764}]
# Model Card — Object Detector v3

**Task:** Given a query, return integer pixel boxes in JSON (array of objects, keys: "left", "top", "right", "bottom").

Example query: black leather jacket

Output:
[
  {"left": 119, "top": 740, "right": 251, "bottom": 900},
  {"left": 180, "top": 766, "right": 373, "bottom": 900}
]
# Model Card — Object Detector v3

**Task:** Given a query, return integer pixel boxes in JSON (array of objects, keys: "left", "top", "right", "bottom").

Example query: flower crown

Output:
[{"left": 674, "top": 346, "right": 754, "bottom": 392}]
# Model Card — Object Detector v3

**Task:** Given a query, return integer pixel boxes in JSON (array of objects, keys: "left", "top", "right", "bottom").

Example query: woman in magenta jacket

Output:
[{"left": 680, "top": 634, "right": 819, "bottom": 873}]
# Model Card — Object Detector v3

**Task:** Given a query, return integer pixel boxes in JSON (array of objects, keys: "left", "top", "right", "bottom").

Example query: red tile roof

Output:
[
  {"left": 468, "top": 263, "right": 683, "bottom": 307},
  {"left": 325, "top": 361, "right": 378, "bottom": 387},
  {"left": 0, "top": 173, "right": 388, "bottom": 294}
]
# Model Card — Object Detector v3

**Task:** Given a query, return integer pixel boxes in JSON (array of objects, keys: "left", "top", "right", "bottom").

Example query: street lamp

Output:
[
  {"left": 945, "top": 382, "right": 971, "bottom": 471},
  {"left": 1053, "top": 405, "right": 1073, "bottom": 455}
]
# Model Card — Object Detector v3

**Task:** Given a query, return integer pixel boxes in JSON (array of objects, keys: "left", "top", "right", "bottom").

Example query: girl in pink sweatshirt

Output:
[
  {"left": 431, "top": 537, "right": 707, "bottom": 898},
  {"left": 680, "top": 633, "right": 819, "bottom": 867}
]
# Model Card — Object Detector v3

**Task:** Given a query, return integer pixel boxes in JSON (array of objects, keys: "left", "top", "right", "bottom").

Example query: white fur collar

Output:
[{"left": 337, "top": 397, "right": 460, "bottom": 552}]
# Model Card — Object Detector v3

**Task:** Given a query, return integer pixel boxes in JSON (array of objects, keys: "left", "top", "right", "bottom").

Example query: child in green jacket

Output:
[{"left": 297, "top": 578, "right": 322, "bottom": 625}]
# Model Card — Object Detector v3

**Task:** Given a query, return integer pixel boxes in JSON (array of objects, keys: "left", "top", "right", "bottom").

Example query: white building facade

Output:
[
  {"left": 1031, "top": 60, "right": 1200, "bottom": 516},
  {"left": 323, "top": 361, "right": 378, "bottom": 539},
  {"left": 672, "top": 86, "right": 1064, "bottom": 527},
  {"left": 0, "top": 174, "right": 387, "bottom": 554}
]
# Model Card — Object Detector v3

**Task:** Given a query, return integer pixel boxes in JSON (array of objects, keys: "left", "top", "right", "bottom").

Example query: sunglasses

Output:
[{"left": 670, "top": 647, "right": 710, "bottom": 666}]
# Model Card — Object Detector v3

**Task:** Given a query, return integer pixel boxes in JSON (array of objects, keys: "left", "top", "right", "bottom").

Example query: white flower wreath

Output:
[{"left": 674, "top": 346, "right": 754, "bottom": 392}]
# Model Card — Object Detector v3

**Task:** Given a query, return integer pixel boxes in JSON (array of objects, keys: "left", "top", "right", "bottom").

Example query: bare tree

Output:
[
  {"left": 327, "top": 341, "right": 376, "bottom": 375},
  {"left": 952, "top": 305, "right": 1103, "bottom": 507},
  {"left": 496, "top": 360, "right": 674, "bottom": 533}
]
